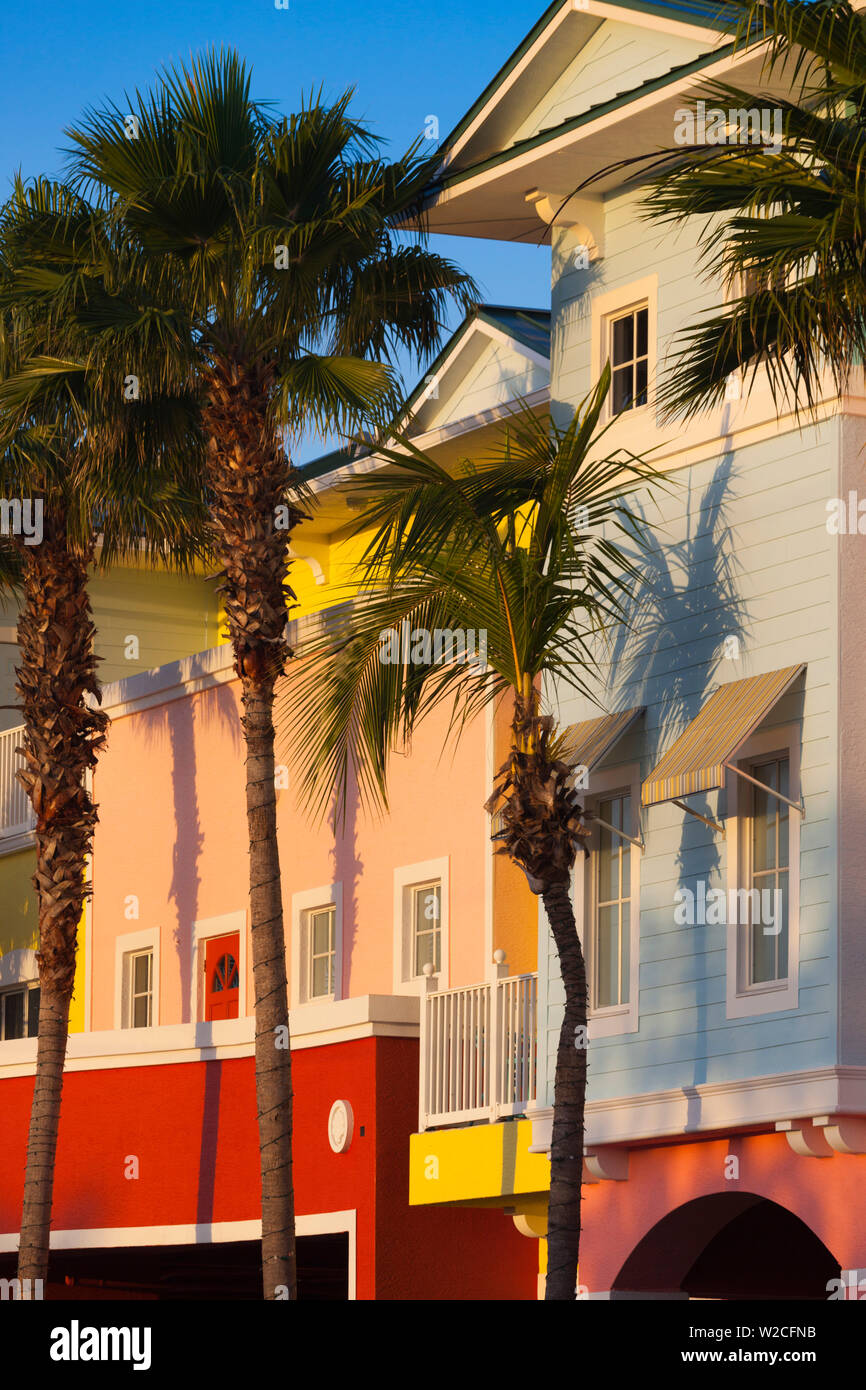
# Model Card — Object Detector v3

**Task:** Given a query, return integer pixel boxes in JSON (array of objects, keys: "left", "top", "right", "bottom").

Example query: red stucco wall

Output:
[{"left": 0, "top": 1036, "right": 536, "bottom": 1300}]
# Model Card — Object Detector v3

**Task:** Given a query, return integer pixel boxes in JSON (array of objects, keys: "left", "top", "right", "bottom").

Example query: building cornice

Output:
[
  {"left": 0, "top": 993, "right": 421, "bottom": 1079},
  {"left": 526, "top": 1066, "right": 866, "bottom": 1151}
]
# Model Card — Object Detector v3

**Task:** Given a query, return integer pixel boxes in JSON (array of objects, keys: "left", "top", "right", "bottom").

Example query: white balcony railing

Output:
[
  {"left": 419, "top": 971, "right": 537, "bottom": 1130},
  {"left": 0, "top": 725, "right": 34, "bottom": 840}
]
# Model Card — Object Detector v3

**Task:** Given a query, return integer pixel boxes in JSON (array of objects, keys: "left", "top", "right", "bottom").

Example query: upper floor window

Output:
[
  {"left": 610, "top": 306, "right": 648, "bottom": 414},
  {"left": 594, "top": 793, "right": 632, "bottom": 1009},
  {"left": 393, "top": 858, "right": 449, "bottom": 995},
  {"left": 309, "top": 905, "right": 337, "bottom": 1000},
  {"left": 726, "top": 727, "right": 800, "bottom": 1019},
  {"left": 573, "top": 766, "right": 640, "bottom": 1037},
  {"left": 291, "top": 887, "right": 341, "bottom": 1008},
  {"left": 412, "top": 882, "right": 442, "bottom": 977},
  {"left": 124, "top": 948, "right": 153, "bottom": 1028},
  {"left": 745, "top": 757, "right": 790, "bottom": 987},
  {"left": 0, "top": 982, "right": 39, "bottom": 1040}
]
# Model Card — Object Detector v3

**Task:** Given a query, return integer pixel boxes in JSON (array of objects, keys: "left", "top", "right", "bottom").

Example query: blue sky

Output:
[{"left": 1, "top": 0, "right": 552, "bottom": 461}]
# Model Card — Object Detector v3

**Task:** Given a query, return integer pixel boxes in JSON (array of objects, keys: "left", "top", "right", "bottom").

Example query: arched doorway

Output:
[{"left": 613, "top": 1193, "right": 839, "bottom": 1299}]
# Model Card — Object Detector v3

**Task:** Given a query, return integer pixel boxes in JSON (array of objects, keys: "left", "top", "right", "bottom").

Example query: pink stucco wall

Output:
[{"left": 89, "top": 670, "right": 491, "bottom": 1028}]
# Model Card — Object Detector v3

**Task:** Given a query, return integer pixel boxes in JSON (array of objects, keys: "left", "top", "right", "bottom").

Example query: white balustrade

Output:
[
  {"left": 0, "top": 726, "right": 34, "bottom": 839},
  {"left": 419, "top": 969, "right": 537, "bottom": 1130}
]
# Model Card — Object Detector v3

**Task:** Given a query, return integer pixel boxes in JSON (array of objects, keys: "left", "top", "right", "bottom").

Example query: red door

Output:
[{"left": 204, "top": 934, "right": 240, "bottom": 1021}]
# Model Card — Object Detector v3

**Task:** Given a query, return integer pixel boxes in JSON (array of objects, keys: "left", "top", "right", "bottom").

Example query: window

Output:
[
  {"left": 746, "top": 757, "right": 790, "bottom": 987},
  {"left": 291, "top": 886, "right": 342, "bottom": 1008},
  {"left": 594, "top": 794, "right": 632, "bottom": 1008},
  {"left": 412, "top": 883, "right": 442, "bottom": 977},
  {"left": 725, "top": 726, "right": 800, "bottom": 1019},
  {"left": 393, "top": 858, "right": 449, "bottom": 994},
  {"left": 124, "top": 949, "right": 153, "bottom": 1028},
  {"left": 0, "top": 983, "right": 39, "bottom": 1040},
  {"left": 572, "top": 765, "right": 640, "bottom": 1036},
  {"left": 309, "top": 906, "right": 336, "bottom": 1000},
  {"left": 610, "top": 306, "right": 648, "bottom": 415}
]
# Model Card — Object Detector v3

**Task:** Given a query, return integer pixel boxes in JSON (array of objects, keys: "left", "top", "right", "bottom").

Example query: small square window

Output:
[{"left": 610, "top": 305, "right": 649, "bottom": 415}]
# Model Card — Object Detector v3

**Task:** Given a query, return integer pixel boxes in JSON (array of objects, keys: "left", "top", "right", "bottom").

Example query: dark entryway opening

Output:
[
  {"left": 0, "top": 1233, "right": 349, "bottom": 1300},
  {"left": 613, "top": 1193, "right": 839, "bottom": 1300}
]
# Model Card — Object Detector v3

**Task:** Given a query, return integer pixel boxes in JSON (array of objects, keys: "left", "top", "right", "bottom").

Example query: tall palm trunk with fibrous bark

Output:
[
  {"left": 541, "top": 880, "right": 589, "bottom": 1301},
  {"left": 15, "top": 504, "right": 107, "bottom": 1291},
  {"left": 490, "top": 693, "right": 590, "bottom": 1301},
  {"left": 201, "top": 342, "right": 303, "bottom": 1300}
]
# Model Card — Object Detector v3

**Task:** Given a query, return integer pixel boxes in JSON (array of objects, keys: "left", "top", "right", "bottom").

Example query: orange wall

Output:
[
  {"left": 579, "top": 1133, "right": 866, "bottom": 1291},
  {"left": 89, "top": 670, "right": 492, "bottom": 1026}
]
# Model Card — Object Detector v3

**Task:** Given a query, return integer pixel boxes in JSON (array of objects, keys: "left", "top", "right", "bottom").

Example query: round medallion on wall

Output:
[{"left": 328, "top": 1099, "right": 354, "bottom": 1154}]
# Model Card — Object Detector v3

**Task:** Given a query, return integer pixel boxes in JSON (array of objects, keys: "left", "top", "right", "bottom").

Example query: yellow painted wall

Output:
[
  {"left": 492, "top": 697, "right": 539, "bottom": 974},
  {"left": 0, "top": 849, "right": 37, "bottom": 958},
  {"left": 0, "top": 849, "right": 87, "bottom": 1033}
]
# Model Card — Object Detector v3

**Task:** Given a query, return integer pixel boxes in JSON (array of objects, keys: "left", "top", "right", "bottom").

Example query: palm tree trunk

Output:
[
  {"left": 242, "top": 671, "right": 296, "bottom": 1300},
  {"left": 542, "top": 878, "right": 588, "bottom": 1301},
  {"left": 202, "top": 344, "right": 302, "bottom": 1300},
  {"left": 15, "top": 514, "right": 106, "bottom": 1291},
  {"left": 18, "top": 986, "right": 72, "bottom": 1290}
]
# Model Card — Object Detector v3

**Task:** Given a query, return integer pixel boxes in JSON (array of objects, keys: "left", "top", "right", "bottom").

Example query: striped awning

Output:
[
  {"left": 642, "top": 665, "right": 806, "bottom": 808},
  {"left": 559, "top": 706, "right": 644, "bottom": 772}
]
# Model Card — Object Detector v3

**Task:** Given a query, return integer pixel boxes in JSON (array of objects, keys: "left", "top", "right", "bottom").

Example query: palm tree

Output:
[
  {"left": 285, "top": 370, "right": 657, "bottom": 1299},
  {"left": 0, "top": 177, "right": 207, "bottom": 1292},
  {"left": 59, "top": 52, "right": 476, "bottom": 1298},
  {"left": 640, "top": 0, "right": 866, "bottom": 416}
]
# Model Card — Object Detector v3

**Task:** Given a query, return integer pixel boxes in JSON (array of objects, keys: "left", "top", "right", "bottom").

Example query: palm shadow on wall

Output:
[
  {"left": 603, "top": 448, "right": 750, "bottom": 1099},
  {"left": 135, "top": 667, "right": 242, "bottom": 1229}
]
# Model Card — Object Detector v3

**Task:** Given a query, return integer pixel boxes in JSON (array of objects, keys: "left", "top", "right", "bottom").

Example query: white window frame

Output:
[
  {"left": 725, "top": 723, "right": 800, "bottom": 1018},
  {"left": 191, "top": 911, "right": 248, "bottom": 1024},
  {"left": 591, "top": 275, "right": 657, "bottom": 422},
  {"left": 114, "top": 928, "right": 160, "bottom": 1031},
  {"left": 291, "top": 884, "right": 343, "bottom": 1009},
  {"left": 574, "top": 762, "right": 641, "bottom": 1037},
  {"left": 393, "top": 857, "right": 450, "bottom": 995}
]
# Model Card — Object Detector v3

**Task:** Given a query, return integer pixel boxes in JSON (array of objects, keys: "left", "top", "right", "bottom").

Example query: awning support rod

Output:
[
  {"left": 671, "top": 798, "right": 726, "bottom": 838},
  {"left": 723, "top": 762, "right": 805, "bottom": 818},
  {"left": 592, "top": 814, "right": 645, "bottom": 853}
]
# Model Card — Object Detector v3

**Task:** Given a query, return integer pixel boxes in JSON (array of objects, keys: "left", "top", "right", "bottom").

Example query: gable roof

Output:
[
  {"left": 299, "top": 304, "right": 550, "bottom": 488},
  {"left": 439, "top": 0, "right": 734, "bottom": 174}
]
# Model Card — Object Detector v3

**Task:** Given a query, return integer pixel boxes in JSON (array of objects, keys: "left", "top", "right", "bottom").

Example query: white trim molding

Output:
[
  {"left": 724, "top": 722, "right": 800, "bottom": 1019},
  {"left": 190, "top": 911, "right": 248, "bottom": 1023},
  {"left": 0, "top": 994, "right": 421, "bottom": 1078},
  {"left": 393, "top": 856, "right": 450, "bottom": 996},
  {"left": 527, "top": 1065, "right": 866, "bottom": 1152},
  {"left": 291, "top": 882, "right": 343, "bottom": 1009},
  {"left": 113, "top": 928, "right": 160, "bottom": 1031}
]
